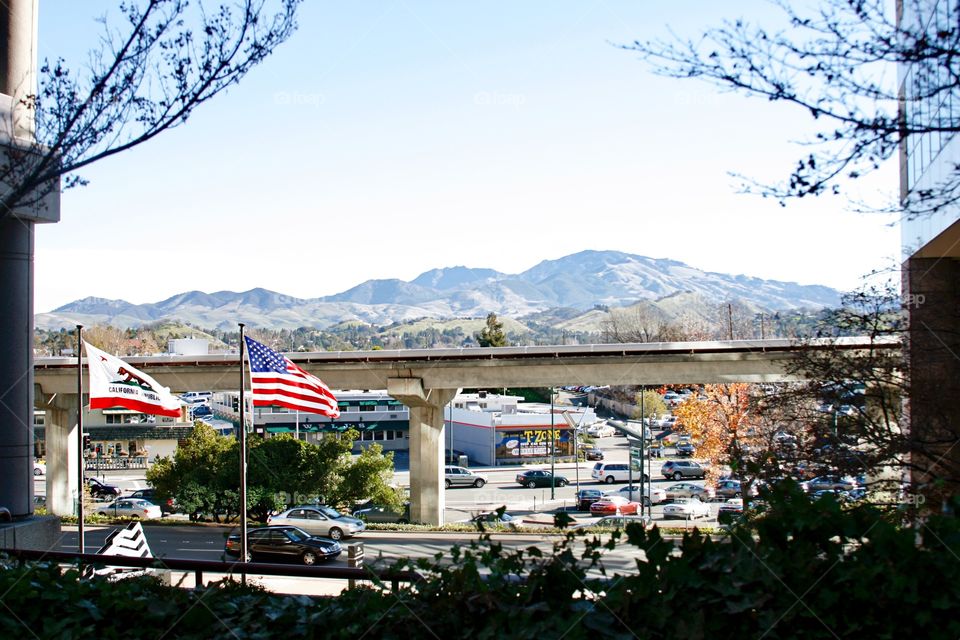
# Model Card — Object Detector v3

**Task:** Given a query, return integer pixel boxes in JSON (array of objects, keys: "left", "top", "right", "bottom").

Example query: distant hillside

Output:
[{"left": 37, "top": 250, "right": 841, "bottom": 331}]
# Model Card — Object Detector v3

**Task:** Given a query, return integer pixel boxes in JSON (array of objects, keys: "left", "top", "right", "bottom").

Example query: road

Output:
[{"left": 56, "top": 525, "right": 653, "bottom": 577}]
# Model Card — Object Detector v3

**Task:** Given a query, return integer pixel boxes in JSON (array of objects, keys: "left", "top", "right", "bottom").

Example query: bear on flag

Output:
[{"left": 85, "top": 342, "right": 182, "bottom": 417}]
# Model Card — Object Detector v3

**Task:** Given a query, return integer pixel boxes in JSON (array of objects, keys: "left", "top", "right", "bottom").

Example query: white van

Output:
[
  {"left": 591, "top": 462, "right": 647, "bottom": 484},
  {"left": 180, "top": 391, "right": 212, "bottom": 404}
]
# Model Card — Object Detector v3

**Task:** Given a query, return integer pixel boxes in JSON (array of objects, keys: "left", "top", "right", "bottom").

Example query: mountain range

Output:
[{"left": 36, "top": 250, "right": 841, "bottom": 331}]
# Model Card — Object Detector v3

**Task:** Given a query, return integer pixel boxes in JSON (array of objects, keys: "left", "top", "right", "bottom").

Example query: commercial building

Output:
[{"left": 445, "top": 392, "right": 598, "bottom": 466}]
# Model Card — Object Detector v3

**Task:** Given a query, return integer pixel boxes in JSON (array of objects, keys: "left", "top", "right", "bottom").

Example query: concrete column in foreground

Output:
[
  {"left": 0, "top": 216, "right": 35, "bottom": 517},
  {"left": 40, "top": 394, "right": 80, "bottom": 517},
  {"left": 0, "top": 0, "right": 58, "bottom": 519},
  {"left": 388, "top": 378, "right": 456, "bottom": 526}
]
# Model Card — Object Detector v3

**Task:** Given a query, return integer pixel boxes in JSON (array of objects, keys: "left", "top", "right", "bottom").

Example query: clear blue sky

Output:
[{"left": 33, "top": 1, "right": 900, "bottom": 313}]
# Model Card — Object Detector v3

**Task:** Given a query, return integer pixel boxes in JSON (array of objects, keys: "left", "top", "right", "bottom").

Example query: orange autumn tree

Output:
[{"left": 673, "top": 383, "right": 759, "bottom": 483}]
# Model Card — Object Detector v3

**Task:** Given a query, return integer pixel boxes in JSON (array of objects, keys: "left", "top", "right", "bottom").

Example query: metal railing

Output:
[
  {"left": 84, "top": 456, "right": 149, "bottom": 471},
  {"left": 0, "top": 548, "right": 423, "bottom": 592}
]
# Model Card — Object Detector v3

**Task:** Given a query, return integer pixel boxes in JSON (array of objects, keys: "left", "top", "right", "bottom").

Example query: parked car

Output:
[
  {"left": 445, "top": 466, "right": 488, "bottom": 488},
  {"left": 801, "top": 475, "right": 857, "bottom": 493},
  {"left": 717, "top": 498, "right": 745, "bottom": 525},
  {"left": 660, "top": 460, "right": 707, "bottom": 480},
  {"left": 471, "top": 511, "right": 520, "bottom": 530},
  {"left": 33, "top": 461, "right": 45, "bottom": 476},
  {"left": 353, "top": 503, "right": 410, "bottom": 524},
  {"left": 579, "top": 445, "right": 604, "bottom": 461},
  {"left": 663, "top": 497, "right": 711, "bottom": 519},
  {"left": 224, "top": 526, "right": 341, "bottom": 565},
  {"left": 589, "top": 496, "right": 641, "bottom": 516},
  {"left": 576, "top": 489, "right": 606, "bottom": 511},
  {"left": 664, "top": 482, "right": 715, "bottom": 501},
  {"left": 126, "top": 488, "right": 178, "bottom": 515},
  {"left": 591, "top": 462, "right": 648, "bottom": 484},
  {"left": 586, "top": 422, "right": 617, "bottom": 438},
  {"left": 515, "top": 469, "right": 569, "bottom": 488},
  {"left": 190, "top": 404, "right": 213, "bottom": 418},
  {"left": 572, "top": 515, "right": 651, "bottom": 530},
  {"left": 267, "top": 505, "right": 365, "bottom": 541},
  {"left": 95, "top": 498, "right": 163, "bottom": 520},
  {"left": 612, "top": 484, "right": 667, "bottom": 506},
  {"left": 811, "top": 489, "right": 849, "bottom": 502},
  {"left": 662, "top": 391, "right": 682, "bottom": 406},
  {"left": 675, "top": 441, "right": 696, "bottom": 457},
  {"left": 86, "top": 477, "right": 122, "bottom": 500},
  {"left": 714, "top": 479, "right": 757, "bottom": 500}
]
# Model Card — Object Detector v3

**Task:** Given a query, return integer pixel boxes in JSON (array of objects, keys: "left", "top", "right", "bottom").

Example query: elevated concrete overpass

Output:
[{"left": 34, "top": 338, "right": 896, "bottom": 524}]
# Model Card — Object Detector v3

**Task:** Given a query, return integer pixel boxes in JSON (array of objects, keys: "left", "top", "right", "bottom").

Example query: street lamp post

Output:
[{"left": 550, "top": 387, "right": 556, "bottom": 500}]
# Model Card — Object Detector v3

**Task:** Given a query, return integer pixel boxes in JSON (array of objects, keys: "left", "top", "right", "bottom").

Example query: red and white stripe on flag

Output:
[{"left": 244, "top": 336, "right": 340, "bottom": 418}]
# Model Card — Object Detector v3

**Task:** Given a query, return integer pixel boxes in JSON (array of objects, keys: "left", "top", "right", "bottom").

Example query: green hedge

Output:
[{"left": 2, "top": 483, "right": 958, "bottom": 639}]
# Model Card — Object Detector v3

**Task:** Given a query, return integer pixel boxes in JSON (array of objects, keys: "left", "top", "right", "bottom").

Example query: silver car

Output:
[
  {"left": 445, "top": 466, "right": 488, "bottom": 488},
  {"left": 267, "top": 505, "right": 365, "bottom": 540},
  {"left": 664, "top": 482, "right": 715, "bottom": 501}
]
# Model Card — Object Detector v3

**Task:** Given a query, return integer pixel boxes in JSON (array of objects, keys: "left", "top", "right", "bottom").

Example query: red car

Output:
[{"left": 589, "top": 496, "right": 640, "bottom": 516}]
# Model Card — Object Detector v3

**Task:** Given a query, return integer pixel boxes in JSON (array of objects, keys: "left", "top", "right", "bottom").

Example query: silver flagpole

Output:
[
  {"left": 238, "top": 323, "right": 248, "bottom": 579},
  {"left": 76, "top": 325, "right": 84, "bottom": 555}
]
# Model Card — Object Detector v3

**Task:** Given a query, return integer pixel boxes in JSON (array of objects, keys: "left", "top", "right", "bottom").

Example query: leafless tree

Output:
[
  {"left": 1, "top": 0, "right": 301, "bottom": 216},
  {"left": 625, "top": 0, "right": 958, "bottom": 220}
]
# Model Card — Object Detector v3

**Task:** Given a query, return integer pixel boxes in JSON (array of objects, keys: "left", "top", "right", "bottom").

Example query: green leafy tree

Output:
[
  {"left": 475, "top": 312, "right": 508, "bottom": 347},
  {"left": 147, "top": 421, "right": 238, "bottom": 522},
  {"left": 633, "top": 390, "right": 667, "bottom": 421}
]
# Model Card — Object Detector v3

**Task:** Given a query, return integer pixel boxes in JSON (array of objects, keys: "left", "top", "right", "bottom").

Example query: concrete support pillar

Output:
[
  {"left": 0, "top": 0, "right": 38, "bottom": 139},
  {"left": 388, "top": 378, "right": 456, "bottom": 526},
  {"left": 40, "top": 394, "right": 80, "bottom": 517},
  {"left": 0, "top": 215, "right": 35, "bottom": 517},
  {"left": 903, "top": 256, "right": 960, "bottom": 508}
]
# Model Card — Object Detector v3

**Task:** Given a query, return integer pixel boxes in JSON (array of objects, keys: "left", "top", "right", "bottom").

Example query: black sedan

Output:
[
  {"left": 224, "top": 526, "right": 342, "bottom": 565},
  {"left": 576, "top": 489, "right": 605, "bottom": 511},
  {"left": 515, "top": 470, "right": 569, "bottom": 488}
]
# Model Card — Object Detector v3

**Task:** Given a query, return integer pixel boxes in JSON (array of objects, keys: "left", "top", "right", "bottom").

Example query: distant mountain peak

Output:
[{"left": 39, "top": 250, "right": 841, "bottom": 331}]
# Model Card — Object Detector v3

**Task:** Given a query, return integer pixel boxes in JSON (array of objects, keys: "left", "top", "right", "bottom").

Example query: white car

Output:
[
  {"left": 663, "top": 497, "right": 711, "bottom": 519},
  {"left": 267, "top": 505, "right": 366, "bottom": 540},
  {"left": 96, "top": 498, "right": 163, "bottom": 520},
  {"left": 586, "top": 422, "right": 617, "bottom": 438},
  {"left": 611, "top": 484, "right": 667, "bottom": 505},
  {"left": 33, "top": 461, "right": 46, "bottom": 476}
]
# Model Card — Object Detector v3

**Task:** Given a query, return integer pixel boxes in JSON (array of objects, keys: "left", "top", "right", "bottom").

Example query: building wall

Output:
[{"left": 899, "top": 0, "right": 960, "bottom": 506}]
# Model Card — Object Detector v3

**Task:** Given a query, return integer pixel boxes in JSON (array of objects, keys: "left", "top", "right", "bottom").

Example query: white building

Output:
[{"left": 446, "top": 392, "right": 597, "bottom": 466}]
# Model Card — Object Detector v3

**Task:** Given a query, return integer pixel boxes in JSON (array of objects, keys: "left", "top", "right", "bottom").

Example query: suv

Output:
[
  {"left": 675, "top": 441, "right": 696, "bottom": 457},
  {"left": 444, "top": 466, "right": 488, "bottom": 488},
  {"left": 660, "top": 460, "right": 706, "bottom": 480},
  {"left": 591, "top": 462, "right": 649, "bottom": 484}
]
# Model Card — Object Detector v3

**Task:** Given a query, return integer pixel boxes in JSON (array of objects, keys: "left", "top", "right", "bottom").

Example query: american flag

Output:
[{"left": 244, "top": 336, "right": 340, "bottom": 418}]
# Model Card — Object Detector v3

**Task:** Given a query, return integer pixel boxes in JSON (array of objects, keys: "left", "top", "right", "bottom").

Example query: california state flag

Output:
[{"left": 84, "top": 342, "right": 182, "bottom": 417}]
